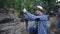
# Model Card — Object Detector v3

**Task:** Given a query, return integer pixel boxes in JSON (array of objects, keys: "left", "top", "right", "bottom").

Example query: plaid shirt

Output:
[{"left": 24, "top": 12, "right": 47, "bottom": 34}]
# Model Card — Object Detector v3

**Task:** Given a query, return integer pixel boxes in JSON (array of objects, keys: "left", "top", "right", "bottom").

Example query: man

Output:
[
  {"left": 23, "top": 6, "right": 47, "bottom": 34},
  {"left": 54, "top": 3, "right": 60, "bottom": 29}
]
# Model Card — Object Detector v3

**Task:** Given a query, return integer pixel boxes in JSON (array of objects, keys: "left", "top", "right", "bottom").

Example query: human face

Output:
[{"left": 35, "top": 10, "right": 41, "bottom": 15}]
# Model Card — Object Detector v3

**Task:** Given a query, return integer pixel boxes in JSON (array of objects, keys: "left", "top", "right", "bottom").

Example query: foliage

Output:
[{"left": 0, "top": 0, "right": 57, "bottom": 17}]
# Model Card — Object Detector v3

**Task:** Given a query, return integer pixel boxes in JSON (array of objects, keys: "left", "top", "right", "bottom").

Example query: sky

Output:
[{"left": 58, "top": 0, "right": 60, "bottom": 1}]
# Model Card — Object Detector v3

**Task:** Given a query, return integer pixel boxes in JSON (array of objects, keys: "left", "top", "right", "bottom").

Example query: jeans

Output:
[
  {"left": 57, "top": 18, "right": 60, "bottom": 28},
  {"left": 27, "top": 25, "right": 37, "bottom": 34}
]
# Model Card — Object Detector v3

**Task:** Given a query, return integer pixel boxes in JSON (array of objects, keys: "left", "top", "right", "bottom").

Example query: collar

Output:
[{"left": 39, "top": 13, "right": 43, "bottom": 16}]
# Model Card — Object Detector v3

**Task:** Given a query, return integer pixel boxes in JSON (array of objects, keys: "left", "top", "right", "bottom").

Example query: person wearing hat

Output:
[
  {"left": 23, "top": 6, "right": 47, "bottom": 34},
  {"left": 54, "top": 2, "right": 60, "bottom": 29}
]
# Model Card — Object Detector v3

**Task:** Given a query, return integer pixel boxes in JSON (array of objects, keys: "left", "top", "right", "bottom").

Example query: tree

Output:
[{"left": 0, "top": 0, "right": 57, "bottom": 17}]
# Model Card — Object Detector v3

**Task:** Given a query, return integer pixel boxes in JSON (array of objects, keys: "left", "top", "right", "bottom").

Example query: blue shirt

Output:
[{"left": 24, "top": 12, "right": 47, "bottom": 34}]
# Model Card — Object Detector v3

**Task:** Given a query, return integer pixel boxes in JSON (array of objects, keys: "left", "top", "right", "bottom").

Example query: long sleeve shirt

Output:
[{"left": 24, "top": 12, "right": 47, "bottom": 34}]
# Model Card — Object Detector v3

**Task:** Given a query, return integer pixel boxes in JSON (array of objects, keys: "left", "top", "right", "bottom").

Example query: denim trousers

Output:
[{"left": 27, "top": 25, "right": 37, "bottom": 34}]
